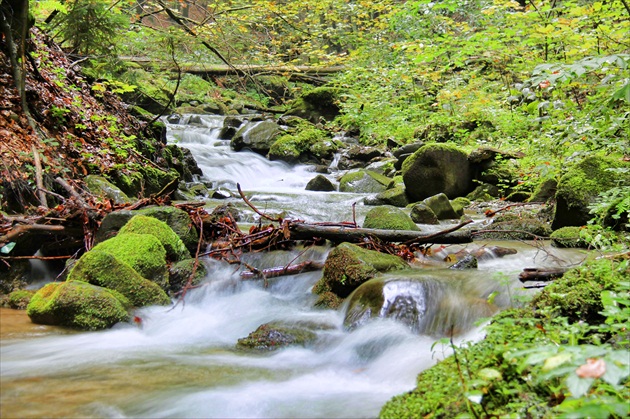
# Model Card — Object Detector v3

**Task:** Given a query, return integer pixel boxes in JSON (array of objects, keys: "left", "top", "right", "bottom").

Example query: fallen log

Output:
[
  {"left": 288, "top": 222, "right": 473, "bottom": 244},
  {"left": 518, "top": 267, "right": 568, "bottom": 282},
  {"left": 240, "top": 260, "right": 324, "bottom": 280}
]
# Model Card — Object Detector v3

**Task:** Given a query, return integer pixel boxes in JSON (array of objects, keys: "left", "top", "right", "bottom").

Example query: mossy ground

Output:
[{"left": 380, "top": 256, "right": 630, "bottom": 418}]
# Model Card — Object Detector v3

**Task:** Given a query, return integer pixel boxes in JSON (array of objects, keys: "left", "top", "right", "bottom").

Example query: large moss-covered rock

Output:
[
  {"left": 284, "top": 87, "right": 342, "bottom": 123},
  {"left": 68, "top": 251, "right": 171, "bottom": 307},
  {"left": 27, "top": 281, "right": 130, "bottom": 330},
  {"left": 363, "top": 205, "right": 419, "bottom": 231},
  {"left": 339, "top": 169, "right": 391, "bottom": 194},
  {"left": 409, "top": 203, "right": 439, "bottom": 225},
  {"left": 552, "top": 156, "right": 630, "bottom": 230},
  {"left": 91, "top": 233, "right": 169, "bottom": 289},
  {"left": 422, "top": 193, "right": 459, "bottom": 220},
  {"left": 119, "top": 215, "right": 190, "bottom": 261},
  {"left": 313, "top": 243, "right": 409, "bottom": 308},
  {"left": 268, "top": 127, "right": 338, "bottom": 163},
  {"left": 402, "top": 143, "right": 472, "bottom": 201},
  {"left": 364, "top": 186, "right": 409, "bottom": 207},
  {"left": 231, "top": 120, "right": 282, "bottom": 155},
  {"left": 85, "top": 175, "right": 132, "bottom": 205}
]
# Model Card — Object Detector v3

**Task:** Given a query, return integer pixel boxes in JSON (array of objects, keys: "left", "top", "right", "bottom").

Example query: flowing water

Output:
[{"left": 0, "top": 115, "right": 586, "bottom": 418}]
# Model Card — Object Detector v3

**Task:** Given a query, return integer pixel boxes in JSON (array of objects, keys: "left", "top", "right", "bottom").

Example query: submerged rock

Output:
[
  {"left": 236, "top": 321, "right": 334, "bottom": 352},
  {"left": 448, "top": 255, "right": 478, "bottom": 270},
  {"left": 27, "top": 281, "right": 130, "bottom": 330}
]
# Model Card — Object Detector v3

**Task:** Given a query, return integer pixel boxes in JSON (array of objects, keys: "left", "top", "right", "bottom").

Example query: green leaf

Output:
[{"left": 565, "top": 374, "right": 593, "bottom": 398}]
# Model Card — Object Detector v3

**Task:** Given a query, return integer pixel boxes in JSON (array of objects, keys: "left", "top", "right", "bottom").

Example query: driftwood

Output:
[
  {"left": 240, "top": 260, "right": 324, "bottom": 280},
  {"left": 518, "top": 267, "right": 568, "bottom": 282},
  {"left": 288, "top": 221, "right": 473, "bottom": 245}
]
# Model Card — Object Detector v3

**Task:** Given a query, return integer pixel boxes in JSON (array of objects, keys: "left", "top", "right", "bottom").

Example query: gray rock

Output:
[
  {"left": 423, "top": 193, "right": 459, "bottom": 220},
  {"left": 306, "top": 175, "right": 336, "bottom": 192},
  {"left": 231, "top": 120, "right": 282, "bottom": 155},
  {"left": 409, "top": 203, "right": 439, "bottom": 224}
]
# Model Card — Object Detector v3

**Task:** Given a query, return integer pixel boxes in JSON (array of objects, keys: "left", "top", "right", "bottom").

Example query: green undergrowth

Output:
[{"left": 381, "top": 256, "right": 630, "bottom": 418}]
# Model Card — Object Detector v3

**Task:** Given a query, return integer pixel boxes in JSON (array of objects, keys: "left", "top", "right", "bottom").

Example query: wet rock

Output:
[
  {"left": 402, "top": 144, "right": 472, "bottom": 201},
  {"left": 345, "top": 145, "right": 384, "bottom": 162},
  {"left": 451, "top": 197, "right": 471, "bottom": 217},
  {"left": 84, "top": 175, "right": 133, "bottom": 205},
  {"left": 68, "top": 250, "right": 171, "bottom": 307},
  {"left": 236, "top": 321, "right": 333, "bottom": 352},
  {"left": 0, "top": 259, "right": 30, "bottom": 294},
  {"left": 168, "top": 258, "right": 208, "bottom": 293},
  {"left": 27, "top": 281, "right": 130, "bottom": 330},
  {"left": 313, "top": 242, "right": 409, "bottom": 308},
  {"left": 363, "top": 205, "right": 419, "bottom": 231},
  {"left": 231, "top": 120, "right": 282, "bottom": 155},
  {"left": 118, "top": 215, "right": 190, "bottom": 261},
  {"left": 6, "top": 289, "right": 35, "bottom": 309},
  {"left": 423, "top": 193, "right": 459, "bottom": 220},
  {"left": 467, "top": 184, "right": 501, "bottom": 201},
  {"left": 448, "top": 255, "right": 478, "bottom": 270},
  {"left": 409, "top": 203, "right": 439, "bottom": 225},
  {"left": 364, "top": 186, "right": 409, "bottom": 207},
  {"left": 475, "top": 214, "right": 552, "bottom": 240},
  {"left": 306, "top": 174, "right": 336, "bottom": 192},
  {"left": 339, "top": 169, "right": 391, "bottom": 194}
]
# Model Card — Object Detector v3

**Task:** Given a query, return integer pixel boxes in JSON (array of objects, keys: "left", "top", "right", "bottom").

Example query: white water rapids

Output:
[{"left": 0, "top": 115, "right": 585, "bottom": 418}]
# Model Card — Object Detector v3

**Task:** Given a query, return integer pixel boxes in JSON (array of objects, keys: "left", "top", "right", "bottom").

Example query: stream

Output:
[{"left": 0, "top": 115, "right": 585, "bottom": 418}]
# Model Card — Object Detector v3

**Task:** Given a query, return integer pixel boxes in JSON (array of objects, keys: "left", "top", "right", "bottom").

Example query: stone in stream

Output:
[
  {"left": 363, "top": 205, "right": 419, "bottom": 231},
  {"left": 305, "top": 174, "right": 336, "bottom": 191},
  {"left": 343, "top": 276, "right": 496, "bottom": 336},
  {"left": 313, "top": 242, "right": 409, "bottom": 309},
  {"left": 339, "top": 169, "right": 391, "bottom": 194},
  {"left": 402, "top": 143, "right": 472, "bottom": 201},
  {"left": 236, "top": 321, "right": 335, "bottom": 352},
  {"left": 27, "top": 281, "right": 130, "bottom": 330}
]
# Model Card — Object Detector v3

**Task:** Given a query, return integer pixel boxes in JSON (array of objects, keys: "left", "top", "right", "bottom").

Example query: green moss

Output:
[
  {"left": 168, "top": 258, "right": 207, "bottom": 293},
  {"left": 531, "top": 257, "right": 624, "bottom": 323},
  {"left": 339, "top": 169, "right": 391, "bottom": 193},
  {"left": 119, "top": 214, "right": 190, "bottom": 261},
  {"left": 236, "top": 321, "right": 324, "bottom": 352},
  {"left": 268, "top": 127, "right": 337, "bottom": 162},
  {"left": 451, "top": 197, "right": 471, "bottom": 216},
  {"left": 381, "top": 257, "right": 629, "bottom": 418},
  {"left": 136, "top": 206, "right": 199, "bottom": 253},
  {"left": 85, "top": 175, "right": 132, "bottom": 204},
  {"left": 372, "top": 186, "right": 409, "bottom": 207},
  {"left": 550, "top": 226, "right": 590, "bottom": 248},
  {"left": 7, "top": 289, "right": 35, "bottom": 309},
  {"left": 68, "top": 251, "right": 171, "bottom": 307},
  {"left": 91, "top": 232, "right": 169, "bottom": 289},
  {"left": 313, "top": 242, "right": 409, "bottom": 306},
  {"left": 27, "top": 281, "right": 130, "bottom": 330},
  {"left": 363, "top": 205, "right": 419, "bottom": 231},
  {"left": 137, "top": 166, "right": 180, "bottom": 196},
  {"left": 401, "top": 143, "right": 467, "bottom": 174}
]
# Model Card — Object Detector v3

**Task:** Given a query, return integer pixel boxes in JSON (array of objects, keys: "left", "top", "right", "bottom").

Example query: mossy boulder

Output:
[
  {"left": 364, "top": 186, "right": 409, "bottom": 207},
  {"left": 137, "top": 206, "right": 199, "bottom": 253},
  {"left": 529, "top": 178, "right": 558, "bottom": 203},
  {"left": 402, "top": 143, "right": 472, "bottom": 201},
  {"left": 285, "top": 87, "right": 342, "bottom": 123},
  {"left": 409, "top": 203, "right": 439, "bottom": 225},
  {"left": 313, "top": 243, "right": 409, "bottom": 308},
  {"left": 236, "top": 321, "right": 332, "bottom": 352},
  {"left": 91, "top": 233, "right": 169, "bottom": 289},
  {"left": 139, "top": 166, "right": 180, "bottom": 196},
  {"left": 422, "top": 193, "right": 459, "bottom": 220},
  {"left": 305, "top": 174, "right": 336, "bottom": 192},
  {"left": 339, "top": 169, "right": 391, "bottom": 194},
  {"left": 363, "top": 205, "right": 419, "bottom": 231},
  {"left": 119, "top": 215, "right": 190, "bottom": 261},
  {"left": 475, "top": 213, "right": 552, "bottom": 240},
  {"left": 467, "top": 183, "right": 501, "bottom": 201},
  {"left": 231, "top": 120, "right": 282, "bottom": 155},
  {"left": 7, "top": 289, "right": 35, "bottom": 309},
  {"left": 268, "top": 127, "right": 338, "bottom": 163},
  {"left": 162, "top": 145, "right": 203, "bottom": 182},
  {"left": 68, "top": 251, "right": 171, "bottom": 307},
  {"left": 552, "top": 155, "right": 630, "bottom": 230},
  {"left": 27, "top": 281, "right": 130, "bottom": 330},
  {"left": 84, "top": 175, "right": 132, "bottom": 205},
  {"left": 168, "top": 258, "right": 208, "bottom": 293},
  {"left": 550, "top": 226, "right": 591, "bottom": 248},
  {"left": 451, "top": 197, "right": 471, "bottom": 216}
]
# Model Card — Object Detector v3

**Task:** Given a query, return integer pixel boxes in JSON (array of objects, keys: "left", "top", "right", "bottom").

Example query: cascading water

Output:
[{"left": 0, "top": 115, "right": 585, "bottom": 418}]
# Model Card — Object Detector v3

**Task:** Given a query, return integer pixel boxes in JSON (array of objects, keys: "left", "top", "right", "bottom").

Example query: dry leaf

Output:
[{"left": 575, "top": 358, "right": 606, "bottom": 379}]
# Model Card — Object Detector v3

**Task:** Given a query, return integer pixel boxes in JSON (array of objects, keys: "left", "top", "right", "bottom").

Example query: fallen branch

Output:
[
  {"left": 240, "top": 260, "right": 324, "bottom": 280},
  {"left": 289, "top": 221, "right": 473, "bottom": 244},
  {"left": 32, "top": 146, "right": 47, "bottom": 208},
  {"left": 518, "top": 267, "right": 568, "bottom": 282},
  {"left": 237, "top": 183, "right": 282, "bottom": 222},
  {"left": 0, "top": 223, "right": 82, "bottom": 244}
]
